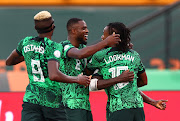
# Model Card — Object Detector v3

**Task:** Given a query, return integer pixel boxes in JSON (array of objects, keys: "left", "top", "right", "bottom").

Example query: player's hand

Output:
[
  {"left": 117, "top": 70, "right": 134, "bottom": 82},
  {"left": 128, "top": 42, "right": 133, "bottom": 49},
  {"left": 153, "top": 100, "right": 168, "bottom": 110},
  {"left": 77, "top": 73, "right": 91, "bottom": 87},
  {"left": 104, "top": 32, "right": 121, "bottom": 47}
]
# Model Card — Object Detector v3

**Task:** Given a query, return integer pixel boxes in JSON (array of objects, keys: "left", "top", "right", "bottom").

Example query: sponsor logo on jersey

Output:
[
  {"left": 24, "top": 44, "right": 44, "bottom": 54},
  {"left": 104, "top": 54, "right": 134, "bottom": 64}
]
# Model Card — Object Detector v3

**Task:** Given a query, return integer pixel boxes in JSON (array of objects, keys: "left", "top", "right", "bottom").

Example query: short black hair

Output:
[
  {"left": 66, "top": 18, "right": 83, "bottom": 32},
  {"left": 107, "top": 22, "right": 131, "bottom": 52}
]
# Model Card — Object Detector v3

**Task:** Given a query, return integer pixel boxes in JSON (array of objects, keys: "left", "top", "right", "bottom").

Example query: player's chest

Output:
[{"left": 66, "top": 58, "right": 87, "bottom": 71}]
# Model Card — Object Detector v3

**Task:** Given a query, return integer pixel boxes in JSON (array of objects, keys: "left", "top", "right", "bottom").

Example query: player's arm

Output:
[
  {"left": 6, "top": 49, "right": 24, "bottom": 65},
  {"left": 90, "top": 70, "right": 134, "bottom": 91},
  {"left": 68, "top": 34, "right": 120, "bottom": 59},
  {"left": 48, "top": 60, "right": 90, "bottom": 86},
  {"left": 139, "top": 90, "right": 168, "bottom": 110},
  {"left": 137, "top": 71, "right": 147, "bottom": 87}
]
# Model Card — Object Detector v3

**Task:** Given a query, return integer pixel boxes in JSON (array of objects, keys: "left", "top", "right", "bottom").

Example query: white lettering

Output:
[
  {"left": 121, "top": 55, "right": 126, "bottom": 60},
  {"left": 104, "top": 58, "right": 110, "bottom": 64},
  {"left": 130, "top": 56, "right": 134, "bottom": 62},
  {"left": 113, "top": 55, "right": 117, "bottom": 61},
  {"left": 104, "top": 54, "right": 134, "bottom": 64},
  {"left": 24, "top": 46, "right": 27, "bottom": 53},
  {"left": 23, "top": 45, "right": 44, "bottom": 54},
  {"left": 30, "top": 44, "right": 34, "bottom": 51}
]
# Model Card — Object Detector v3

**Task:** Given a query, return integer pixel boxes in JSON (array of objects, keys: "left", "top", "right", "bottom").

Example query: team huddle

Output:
[{"left": 6, "top": 11, "right": 167, "bottom": 121}]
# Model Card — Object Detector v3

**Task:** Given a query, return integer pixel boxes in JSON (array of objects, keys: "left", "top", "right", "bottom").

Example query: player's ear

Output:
[
  {"left": 71, "top": 27, "right": 77, "bottom": 34},
  {"left": 52, "top": 24, "right": 55, "bottom": 30}
]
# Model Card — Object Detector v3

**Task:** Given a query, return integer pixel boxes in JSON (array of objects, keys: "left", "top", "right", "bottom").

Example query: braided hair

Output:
[{"left": 107, "top": 22, "right": 131, "bottom": 52}]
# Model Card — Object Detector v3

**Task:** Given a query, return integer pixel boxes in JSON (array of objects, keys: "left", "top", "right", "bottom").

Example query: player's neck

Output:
[
  {"left": 38, "top": 34, "right": 52, "bottom": 40},
  {"left": 67, "top": 35, "right": 80, "bottom": 48}
]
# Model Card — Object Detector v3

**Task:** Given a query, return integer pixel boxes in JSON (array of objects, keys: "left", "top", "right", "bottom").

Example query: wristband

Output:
[{"left": 89, "top": 78, "right": 98, "bottom": 91}]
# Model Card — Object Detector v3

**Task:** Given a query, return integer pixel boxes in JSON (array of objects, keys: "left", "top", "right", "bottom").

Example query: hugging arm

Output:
[
  {"left": 48, "top": 60, "right": 90, "bottom": 86},
  {"left": 89, "top": 70, "right": 134, "bottom": 91},
  {"left": 67, "top": 34, "right": 120, "bottom": 59}
]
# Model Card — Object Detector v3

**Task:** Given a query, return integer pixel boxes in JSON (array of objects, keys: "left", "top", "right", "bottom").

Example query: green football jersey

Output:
[
  {"left": 16, "top": 36, "right": 62, "bottom": 108},
  {"left": 87, "top": 47, "right": 145, "bottom": 113},
  {"left": 59, "top": 40, "right": 90, "bottom": 111}
]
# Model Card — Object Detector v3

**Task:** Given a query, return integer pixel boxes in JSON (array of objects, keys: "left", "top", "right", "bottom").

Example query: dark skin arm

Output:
[
  {"left": 68, "top": 34, "right": 120, "bottom": 59},
  {"left": 137, "top": 71, "right": 148, "bottom": 87},
  {"left": 6, "top": 49, "right": 24, "bottom": 65},
  {"left": 92, "top": 70, "right": 134, "bottom": 90},
  {"left": 86, "top": 67, "right": 167, "bottom": 110},
  {"left": 139, "top": 90, "right": 168, "bottom": 110},
  {"left": 48, "top": 60, "right": 90, "bottom": 86}
]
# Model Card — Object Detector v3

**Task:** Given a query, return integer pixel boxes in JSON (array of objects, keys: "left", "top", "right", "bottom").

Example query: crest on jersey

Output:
[{"left": 54, "top": 50, "right": 61, "bottom": 58}]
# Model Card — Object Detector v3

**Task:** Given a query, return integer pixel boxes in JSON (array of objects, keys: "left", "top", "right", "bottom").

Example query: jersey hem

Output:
[{"left": 48, "top": 58, "right": 59, "bottom": 62}]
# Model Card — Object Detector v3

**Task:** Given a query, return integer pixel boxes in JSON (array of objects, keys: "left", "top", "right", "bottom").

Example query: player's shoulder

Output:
[
  {"left": 128, "top": 49, "right": 139, "bottom": 55},
  {"left": 21, "top": 36, "right": 34, "bottom": 41},
  {"left": 23, "top": 36, "right": 34, "bottom": 40},
  {"left": 60, "top": 40, "right": 72, "bottom": 47},
  {"left": 18, "top": 36, "right": 34, "bottom": 46},
  {"left": 43, "top": 37, "right": 59, "bottom": 46},
  {"left": 60, "top": 40, "right": 76, "bottom": 53},
  {"left": 93, "top": 48, "right": 110, "bottom": 60},
  {"left": 44, "top": 37, "right": 53, "bottom": 43},
  {"left": 128, "top": 49, "right": 142, "bottom": 59},
  {"left": 96, "top": 48, "right": 109, "bottom": 55}
]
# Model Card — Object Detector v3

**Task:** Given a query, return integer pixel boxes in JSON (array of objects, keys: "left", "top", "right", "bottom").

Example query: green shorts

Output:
[
  {"left": 65, "top": 107, "right": 93, "bottom": 121},
  {"left": 108, "top": 108, "right": 145, "bottom": 121},
  {"left": 21, "top": 102, "right": 67, "bottom": 121}
]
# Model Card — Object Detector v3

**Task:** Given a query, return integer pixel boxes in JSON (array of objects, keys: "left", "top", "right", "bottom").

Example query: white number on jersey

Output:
[
  {"left": 31, "top": 59, "right": 45, "bottom": 82},
  {"left": 75, "top": 58, "right": 87, "bottom": 71},
  {"left": 75, "top": 59, "right": 81, "bottom": 70},
  {"left": 109, "top": 66, "right": 129, "bottom": 90}
]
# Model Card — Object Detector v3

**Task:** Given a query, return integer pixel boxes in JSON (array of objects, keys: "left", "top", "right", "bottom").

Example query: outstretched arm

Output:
[
  {"left": 139, "top": 90, "right": 168, "bottom": 110},
  {"left": 6, "top": 49, "right": 24, "bottom": 65},
  {"left": 48, "top": 60, "right": 90, "bottom": 87},
  {"left": 68, "top": 34, "right": 120, "bottom": 59}
]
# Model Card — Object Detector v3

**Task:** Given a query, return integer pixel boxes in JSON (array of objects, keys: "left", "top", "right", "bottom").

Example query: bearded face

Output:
[{"left": 74, "top": 20, "right": 89, "bottom": 45}]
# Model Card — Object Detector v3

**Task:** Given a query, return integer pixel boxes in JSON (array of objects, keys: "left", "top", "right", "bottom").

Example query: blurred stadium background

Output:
[{"left": 0, "top": 0, "right": 180, "bottom": 121}]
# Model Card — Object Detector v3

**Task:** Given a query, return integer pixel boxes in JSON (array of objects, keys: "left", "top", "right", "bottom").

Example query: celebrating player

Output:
[
  {"left": 58, "top": 18, "right": 134, "bottom": 121},
  {"left": 87, "top": 22, "right": 167, "bottom": 121},
  {"left": 6, "top": 11, "right": 90, "bottom": 121}
]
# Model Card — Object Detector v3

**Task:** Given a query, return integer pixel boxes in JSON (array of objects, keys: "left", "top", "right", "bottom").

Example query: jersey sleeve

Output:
[
  {"left": 46, "top": 42, "right": 62, "bottom": 62},
  {"left": 63, "top": 43, "right": 75, "bottom": 58},
  {"left": 138, "top": 60, "right": 145, "bottom": 74},
  {"left": 87, "top": 53, "right": 100, "bottom": 72},
  {"left": 136, "top": 52, "right": 145, "bottom": 74},
  {"left": 16, "top": 38, "right": 24, "bottom": 56}
]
